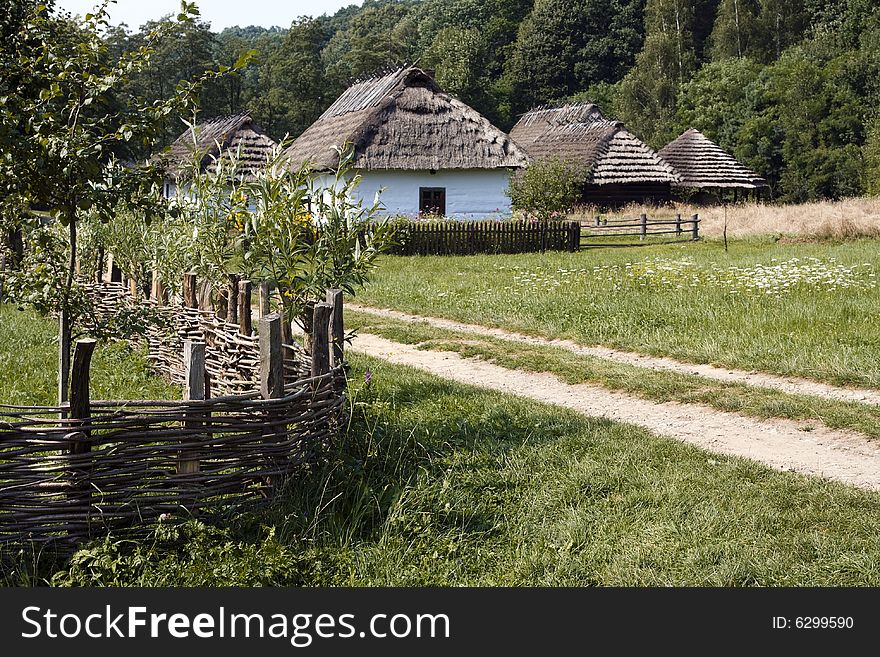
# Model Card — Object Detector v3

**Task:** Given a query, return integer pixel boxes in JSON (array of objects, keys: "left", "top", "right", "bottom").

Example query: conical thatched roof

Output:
[
  {"left": 510, "top": 104, "right": 677, "bottom": 185},
  {"left": 161, "top": 112, "right": 278, "bottom": 180},
  {"left": 284, "top": 66, "right": 528, "bottom": 171},
  {"left": 659, "top": 128, "right": 767, "bottom": 189}
]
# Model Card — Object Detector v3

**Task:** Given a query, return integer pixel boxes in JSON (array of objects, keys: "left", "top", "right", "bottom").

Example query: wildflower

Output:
[{"left": 364, "top": 369, "right": 373, "bottom": 386}]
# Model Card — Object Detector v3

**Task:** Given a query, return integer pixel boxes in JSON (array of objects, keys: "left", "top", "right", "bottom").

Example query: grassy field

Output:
[
  {"left": 357, "top": 237, "right": 880, "bottom": 388},
  {"left": 0, "top": 305, "right": 179, "bottom": 405},
  {"left": 3, "top": 309, "right": 880, "bottom": 586}
]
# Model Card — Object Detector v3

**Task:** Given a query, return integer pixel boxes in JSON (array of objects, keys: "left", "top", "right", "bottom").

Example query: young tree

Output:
[
  {"left": 1, "top": 0, "right": 249, "bottom": 404},
  {"left": 508, "top": 157, "right": 582, "bottom": 220}
]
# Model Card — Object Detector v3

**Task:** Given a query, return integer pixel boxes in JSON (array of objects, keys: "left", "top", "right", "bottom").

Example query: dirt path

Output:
[
  {"left": 349, "top": 304, "right": 880, "bottom": 407},
  {"left": 351, "top": 332, "right": 880, "bottom": 491}
]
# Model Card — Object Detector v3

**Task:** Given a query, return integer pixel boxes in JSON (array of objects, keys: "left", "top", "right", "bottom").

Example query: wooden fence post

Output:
[
  {"left": 260, "top": 314, "right": 285, "bottom": 493},
  {"left": 571, "top": 221, "right": 582, "bottom": 252},
  {"left": 259, "top": 281, "right": 271, "bottom": 318},
  {"left": 215, "top": 291, "right": 228, "bottom": 320},
  {"left": 183, "top": 272, "right": 198, "bottom": 309},
  {"left": 676, "top": 213, "right": 682, "bottom": 236},
  {"left": 311, "top": 303, "right": 332, "bottom": 377},
  {"left": 227, "top": 273, "right": 240, "bottom": 324},
  {"left": 640, "top": 213, "right": 648, "bottom": 241},
  {"left": 326, "top": 289, "right": 344, "bottom": 366},
  {"left": 692, "top": 214, "right": 700, "bottom": 241},
  {"left": 260, "top": 314, "right": 284, "bottom": 400},
  {"left": 94, "top": 247, "right": 104, "bottom": 284},
  {"left": 67, "top": 338, "right": 96, "bottom": 536},
  {"left": 69, "top": 339, "right": 97, "bottom": 455},
  {"left": 179, "top": 341, "right": 205, "bottom": 477},
  {"left": 151, "top": 271, "right": 164, "bottom": 305},
  {"left": 238, "top": 279, "right": 252, "bottom": 335},
  {"left": 197, "top": 278, "right": 213, "bottom": 312}
]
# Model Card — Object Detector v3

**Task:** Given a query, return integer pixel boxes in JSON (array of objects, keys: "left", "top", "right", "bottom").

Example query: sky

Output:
[{"left": 54, "top": 0, "right": 364, "bottom": 31}]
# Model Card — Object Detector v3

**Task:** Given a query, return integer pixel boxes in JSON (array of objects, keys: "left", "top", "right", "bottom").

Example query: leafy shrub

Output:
[
  {"left": 52, "top": 520, "right": 317, "bottom": 587},
  {"left": 508, "top": 157, "right": 582, "bottom": 220}
]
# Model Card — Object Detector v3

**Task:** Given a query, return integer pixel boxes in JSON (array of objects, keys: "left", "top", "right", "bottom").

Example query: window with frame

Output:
[{"left": 419, "top": 187, "right": 446, "bottom": 216}]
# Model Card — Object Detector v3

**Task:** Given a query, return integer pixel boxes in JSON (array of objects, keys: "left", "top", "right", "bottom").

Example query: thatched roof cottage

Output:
[
  {"left": 659, "top": 128, "right": 767, "bottom": 200},
  {"left": 510, "top": 104, "right": 678, "bottom": 207},
  {"left": 284, "top": 66, "right": 528, "bottom": 219},
  {"left": 160, "top": 112, "right": 278, "bottom": 197}
]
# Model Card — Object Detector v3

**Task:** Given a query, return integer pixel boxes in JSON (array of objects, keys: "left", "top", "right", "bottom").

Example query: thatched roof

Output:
[
  {"left": 659, "top": 128, "right": 767, "bottom": 189},
  {"left": 161, "top": 113, "right": 277, "bottom": 180},
  {"left": 510, "top": 104, "right": 677, "bottom": 185},
  {"left": 284, "top": 67, "right": 528, "bottom": 171}
]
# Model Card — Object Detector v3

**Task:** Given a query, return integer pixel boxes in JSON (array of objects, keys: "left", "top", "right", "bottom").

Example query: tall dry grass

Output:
[{"left": 570, "top": 197, "right": 880, "bottom": 239}]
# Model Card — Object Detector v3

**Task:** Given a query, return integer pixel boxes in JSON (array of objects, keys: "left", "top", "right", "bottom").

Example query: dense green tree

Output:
[
  {"left": 677, "top": 58, "right": 764, "bottom": 150},
  {"left": 805, "top": 0, "right": 880, "bottom": 53},
  {"left": 422, "top": 27, "right": 487, "bottom": 105},
  {"left": 709, "top": 0, "right": 760, "bottom": 59},
  {"left": 762, "top": 48, "right": 866, "bottom": 200},
  {"left": 322, "top": 0, "right": 419, "bottom": 87},
  {"left": 615, "top": 32, "right": 681, "bottom": 147},
  {"left": 8, "top": 0, "right": 880, "bottom": 209},
  {"left": 252, "top": 18, "right": 330, "bottom": 139},
  {"left": 508, "top": 0, "right": 645, "bottom": 113},
  {"left": 751, "top": 0, "right": 810, "bottom": 62},
  {"left": 864, "top": 117, "right": 880, "bottom": 195},
  {"left": 120, "top": 16, "right": 219, "bottom": 148}
]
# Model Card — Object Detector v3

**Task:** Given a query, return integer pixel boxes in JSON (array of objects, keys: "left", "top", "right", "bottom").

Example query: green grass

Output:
[
  {"left": 5, "top": 309, "right": 880, "bottom": 586},
  {"left": 28, "top": 354, "right": 880, "bottom": 586},
  {"left": 357, "top": 237, "right": 880, "bottom": 388},
  {"left": 346, "top": 309, "right": 880, "bottom": 440},
  {"left": 0, "top": 305, "right": 180, "bottom": 406}
]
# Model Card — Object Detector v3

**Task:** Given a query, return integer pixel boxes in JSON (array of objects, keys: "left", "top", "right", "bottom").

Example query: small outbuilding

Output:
[
  {"left": 160, "top": 112, "right": 278, "bottom": 197},
  {"left": 284, "top": 66, "right": 528, "bottom": 219},
  {"left": 658, "top": 128, "right": 768, "bottom": 201},
  {"left": 509, "top": 104, "right": 678, "bottom": 207}
]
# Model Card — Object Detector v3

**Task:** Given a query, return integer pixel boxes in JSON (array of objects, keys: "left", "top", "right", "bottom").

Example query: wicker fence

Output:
[
  {"left": 0, "top": 275, "right": 348, "bottom": 548},
  {"left": 390, "top": 219, "right": 582, "bottom": 256}
]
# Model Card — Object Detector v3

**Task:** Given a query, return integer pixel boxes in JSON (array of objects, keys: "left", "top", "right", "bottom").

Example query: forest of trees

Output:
[{"left": 84, "top": 0, "right": 880, "bottom": 202}]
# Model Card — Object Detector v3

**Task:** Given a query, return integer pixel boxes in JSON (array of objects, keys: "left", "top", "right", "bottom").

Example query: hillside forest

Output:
[{"left": 57, "top": 0, "right": 880, "bottom": 201}]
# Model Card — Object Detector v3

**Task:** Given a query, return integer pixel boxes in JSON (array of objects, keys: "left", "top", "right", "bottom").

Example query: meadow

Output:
[
  {"left": 357, "top": 237, "right": 880, "bottom": 388},
  {"left": 4, "top": 307, "right": 880, "bottom": 586}
]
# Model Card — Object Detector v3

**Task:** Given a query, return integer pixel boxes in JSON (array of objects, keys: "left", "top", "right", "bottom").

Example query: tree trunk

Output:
[
  {"left": 734, "top": 0, "right": 742, "bottom": 58},
  {"left": 6, "top": 228, "right": 24, "bottom": 268},
  {"left": 59, "top": 218, "right": 77, "bottom": 406}
]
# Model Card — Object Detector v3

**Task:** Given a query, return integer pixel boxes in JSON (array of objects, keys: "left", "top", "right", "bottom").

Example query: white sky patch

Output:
[{"left": 54, "top": 0, "right": 363, "bottom": 31}]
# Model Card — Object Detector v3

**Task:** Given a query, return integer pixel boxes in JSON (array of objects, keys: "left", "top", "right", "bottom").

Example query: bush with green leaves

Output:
[
  {"left": 508, "top": 156, "right": 582, "bottom": 221},
  {"left": 166, "top": 143, "right": 396, "bottom": 335}
]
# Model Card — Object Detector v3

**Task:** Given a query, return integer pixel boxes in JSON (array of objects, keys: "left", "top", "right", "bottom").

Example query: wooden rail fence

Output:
[
  {"left": 581, "top": 213, "right": 700, "bottom": 247},
  {"left": 0, "top": 274, "right": 348, "bottom": 548}
]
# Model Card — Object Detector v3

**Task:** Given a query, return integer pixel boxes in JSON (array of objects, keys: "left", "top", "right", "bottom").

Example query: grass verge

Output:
[
  {"left": 358, "top": 238, "right": 880, "bottom": 388},
  {"left": 346, "top": 309, "right": 880, "bottom": 440}
]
